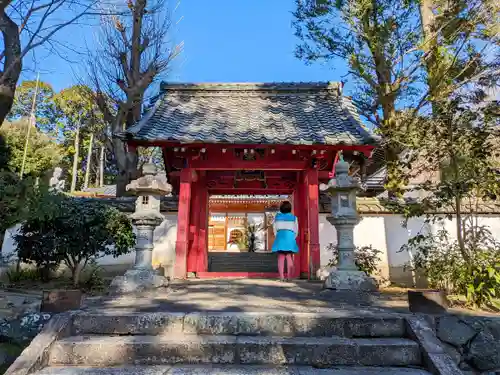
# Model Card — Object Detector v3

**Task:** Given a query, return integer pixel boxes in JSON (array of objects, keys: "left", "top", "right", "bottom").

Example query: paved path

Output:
[
  {"left": 84, "top": 279, "right": 499, "bottom": 317},
  {"left": 88, "top": 279, "right": 410, "bottom": 315}
]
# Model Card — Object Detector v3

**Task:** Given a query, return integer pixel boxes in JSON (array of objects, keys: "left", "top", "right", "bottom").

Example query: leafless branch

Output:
[{"left": 84, "top": 0, "right": 182, "bottom": 195}]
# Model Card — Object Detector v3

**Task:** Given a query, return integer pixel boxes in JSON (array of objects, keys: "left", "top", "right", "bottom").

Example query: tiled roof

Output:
[
  {"left": 80, "top": 185, "right": 117, "bottom": 196},
  {"left": 123, "top": 82, "right": 379, "bottom": 146}
]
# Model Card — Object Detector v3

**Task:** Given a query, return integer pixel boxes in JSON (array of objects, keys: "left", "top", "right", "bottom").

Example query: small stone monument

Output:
[
  {"left": 110, "top": 162, "right": 172, "bottom": 294},
  {"left": 49, "top": 167, "right": 65, "bottom": 192},
  {"left": 320, "top": 157, "right": 377, "bottom": 291}
]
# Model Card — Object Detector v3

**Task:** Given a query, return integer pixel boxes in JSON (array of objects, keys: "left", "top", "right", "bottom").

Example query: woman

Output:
[{"left": 272, "top": 201, "right": 299, "bottom": 282}]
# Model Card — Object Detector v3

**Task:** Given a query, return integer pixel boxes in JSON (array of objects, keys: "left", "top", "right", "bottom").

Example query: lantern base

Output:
[
  {"left": 323, "top": 270, "right": 377, "bottom": 291},
  {"left": 109, "top": 268, "right": 168, "bottom": 295}
]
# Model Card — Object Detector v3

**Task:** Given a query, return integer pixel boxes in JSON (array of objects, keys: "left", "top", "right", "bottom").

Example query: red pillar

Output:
[
  {"left": 174, "top": 168, "right": 193, "bottom": 278},
  {"left": 292, "top": 188, "right": 302, "bottom": 279},
  {"left": 186, "top": 178, "right": 200, "bottom": 274},
  {"left": 186, "top": 172, "right": 208, "bottom": 275},
  {"left": 306, "top": 168, "right": 320, "bottom": 279},
  {"left": 297, "top": 172, "right": 309, "bottom": 278},
  {"left": 196, "top": 172, "right": 208, "bottom": 273}
]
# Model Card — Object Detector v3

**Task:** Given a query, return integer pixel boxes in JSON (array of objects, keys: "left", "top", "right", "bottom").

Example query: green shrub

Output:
[
  {"left": 466, "top": 253, "right": 500, "bottom": 309},
  {"left": 5, "top": 267, "right": 42, "bottom": 283},
  {"left": 403, "top": 225, "right": 500, "bottom": 309},
  {"left": 15, "top": 190, "right": 135, "bottom": 287},
  {"left": 327, "top": 243, "right": 382, "bottom": 276},
  {"left": 79, "top": 259, "right": 106, "bottom": 293},
  {"left": 0, "top": 171, "right": 34, "bottom": 236}
]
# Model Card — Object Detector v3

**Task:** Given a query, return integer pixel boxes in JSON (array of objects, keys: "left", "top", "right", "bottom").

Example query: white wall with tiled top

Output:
[{"left": 3, "top": 212, "right": 500, "bottom": 285}]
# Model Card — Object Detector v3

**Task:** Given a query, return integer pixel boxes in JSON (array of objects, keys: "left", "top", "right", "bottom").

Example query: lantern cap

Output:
[{"left": 126, "top": 163, "right": 172, "bottom": 196}]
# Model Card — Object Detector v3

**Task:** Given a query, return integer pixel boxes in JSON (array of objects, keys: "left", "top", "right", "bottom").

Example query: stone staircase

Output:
[
  {"left": 26, "top": 311, "right": 439, "bottom": 375},
  {"left": 208, "top": 252, "right": 278, "bottom": 273}
]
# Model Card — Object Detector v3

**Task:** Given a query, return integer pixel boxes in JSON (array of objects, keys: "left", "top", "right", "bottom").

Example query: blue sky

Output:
[{"left": 21, "top": 0, "right": 350, "bottom": 94}]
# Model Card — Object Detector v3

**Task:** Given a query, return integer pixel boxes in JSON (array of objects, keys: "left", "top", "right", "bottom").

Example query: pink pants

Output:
[{"left": 277, "top": 253, "right": 294, "bottom": 279}]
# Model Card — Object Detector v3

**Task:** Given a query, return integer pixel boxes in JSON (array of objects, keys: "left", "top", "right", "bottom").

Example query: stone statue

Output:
[{"left": 49, "top": 167, "right": 65, "bottom": 192}]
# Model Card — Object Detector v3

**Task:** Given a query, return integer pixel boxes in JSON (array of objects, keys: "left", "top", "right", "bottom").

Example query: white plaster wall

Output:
[
  {"left": 151, "top": 213, "right": 178, "bottom": 277},
  {"left": 3, "top": 212, "right": 500, "bottom": 285},
  {"left": 318, "top": 214, "right": 390, "bottom": 281},
  {"left": 1, "top": 223, "right": 21, "bottom": 261}
]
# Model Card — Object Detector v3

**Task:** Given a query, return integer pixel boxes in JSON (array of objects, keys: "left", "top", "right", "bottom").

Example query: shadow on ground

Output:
[{"left": 86, "top": 279, "right": 411, "bottom": 314}]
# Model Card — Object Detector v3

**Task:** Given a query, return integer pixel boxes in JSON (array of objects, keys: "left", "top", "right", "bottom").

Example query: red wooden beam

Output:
[
  {"left": 208, "top": 189, "right": 295, "bottom": 195},
  {"left": 128, "top": 140, "right": 375, "bottom": 156},
  {"left": 171, "top": 170, "right": 299, "bottom": 179},
  {"left": 188, "top": 159, "right": 310, "bottom": 171}
]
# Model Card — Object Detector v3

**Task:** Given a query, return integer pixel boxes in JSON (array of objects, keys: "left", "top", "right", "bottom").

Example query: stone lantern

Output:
[
  {"left": 320, "top": 157, "right": 377, "bottom": 291},
  {"left": 110, "top": 162, "right": 173, "bottom": 294}
]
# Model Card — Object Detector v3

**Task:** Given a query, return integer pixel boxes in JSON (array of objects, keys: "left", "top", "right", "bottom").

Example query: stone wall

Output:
[{"left": 434, "top": 315, "right": 500, "bottom": 374}]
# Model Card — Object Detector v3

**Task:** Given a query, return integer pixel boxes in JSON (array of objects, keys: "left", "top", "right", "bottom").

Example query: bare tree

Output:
[
  {"left": 0, "top": 0, "right": 113, "bottom": 125},
  {"left": 88, "top": 0, "right": 182, "bottom": 196}
]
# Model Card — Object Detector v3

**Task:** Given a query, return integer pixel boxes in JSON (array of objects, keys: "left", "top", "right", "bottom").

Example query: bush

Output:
[
  {"left": 79, "top": 259, "right": 106, "bottom": 293},
  {"left": 0, "top": 171, "right": 34, "bottom": 236},
  {"left": 403, "top": 225, "right": 500, "bottom": 309},
  {"left": 326, "top": 243, "right": 382, "bottom": 276},
  {"left": 15, "top": 190, "right": 135, "bottom": 287},
  {"left": 5, "top": 267, "right": 42, "bottom": 283}
]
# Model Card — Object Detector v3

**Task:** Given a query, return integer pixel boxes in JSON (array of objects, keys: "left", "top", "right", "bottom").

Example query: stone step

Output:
[
  {"left": 48, "top": 335, "right": 421, "bottom": 367},
  {"left": 34, "top": 365, "right": 434, "bottom": 375},
  {"left": 72, "top": 312, "right": 406, "bottom": 338},
  {"left": 208, "top": 253, "right": 279, "bottom": 273}
]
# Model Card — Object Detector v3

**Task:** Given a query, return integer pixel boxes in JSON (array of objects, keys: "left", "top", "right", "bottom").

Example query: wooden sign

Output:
[{"left": 41, "top": 290, "right": 82, "bottom": 313}]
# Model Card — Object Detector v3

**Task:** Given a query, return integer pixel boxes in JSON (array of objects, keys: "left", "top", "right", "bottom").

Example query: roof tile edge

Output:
[{"left": 159, "top": 81, "right": 342, "bottom": 92}]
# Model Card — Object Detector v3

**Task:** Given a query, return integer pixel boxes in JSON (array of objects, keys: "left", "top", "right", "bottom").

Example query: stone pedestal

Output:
[
  {"left": 110, "top": 268, "right": 168, "bottom": 294},
  {"left": 110, "top": 215, "right": 168, "bottom": 294},
  {"left": 324, "top": 216, "right": 377, "bottom": 291},
  {"left": 323, "top": 270, "right": 377, "bottom": 291}
]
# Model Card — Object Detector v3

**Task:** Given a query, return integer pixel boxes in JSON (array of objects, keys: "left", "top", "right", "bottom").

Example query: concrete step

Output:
[
  {"left": 34, "top": 365, "right": 433, "bottom": 375},
  {"left": 72, "top": 312, "right": 406, "bottom": 338},
  {"left": 49, "top": 335, "right": 421, "bottom": 367}
]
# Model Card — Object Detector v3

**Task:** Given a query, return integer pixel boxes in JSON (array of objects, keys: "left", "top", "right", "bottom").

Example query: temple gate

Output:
[{"left": 120, "top": 82, "right": 378, "bottom": 279}]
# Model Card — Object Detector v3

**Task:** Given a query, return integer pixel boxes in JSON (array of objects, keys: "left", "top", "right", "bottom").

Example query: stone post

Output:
[
  {"left": 110, "top": 163, "right": 173, "bottom": 294},
  {"left": 320, "top": 159, "right": 377, "bottom": 291}
]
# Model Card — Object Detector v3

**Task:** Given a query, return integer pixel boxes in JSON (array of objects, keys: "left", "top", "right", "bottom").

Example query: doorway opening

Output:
[{"left": 206, "top": 194, "right": 289, "bottom": 273}]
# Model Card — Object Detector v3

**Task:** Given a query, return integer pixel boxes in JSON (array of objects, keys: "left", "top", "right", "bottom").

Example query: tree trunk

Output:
[
  {"left": 72, "top": 263, "right": 84, "bottom": 287},
  {"left": 70, "top": 123, "right": 81, "bottom": 192},
  {"left": 84, "top": 133, "right": 94, "bottom": 190},
  {"left": 113, "top": 137, "right": 138, "bottom": 197},
  {"left": 419, "top": 0, "right": 440, "bottom": 110},
  {"left": 99, "top": 145, "right": 105, "bottom": 187},
  {"left": 0, "top": 228, "right": 5, "bottom": 263},
  {"left": 0, "top": 9, "right": 22, "bottom": 126},
  {"left": 0, "top": 86, "right": 15, "bottom": 124}
]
